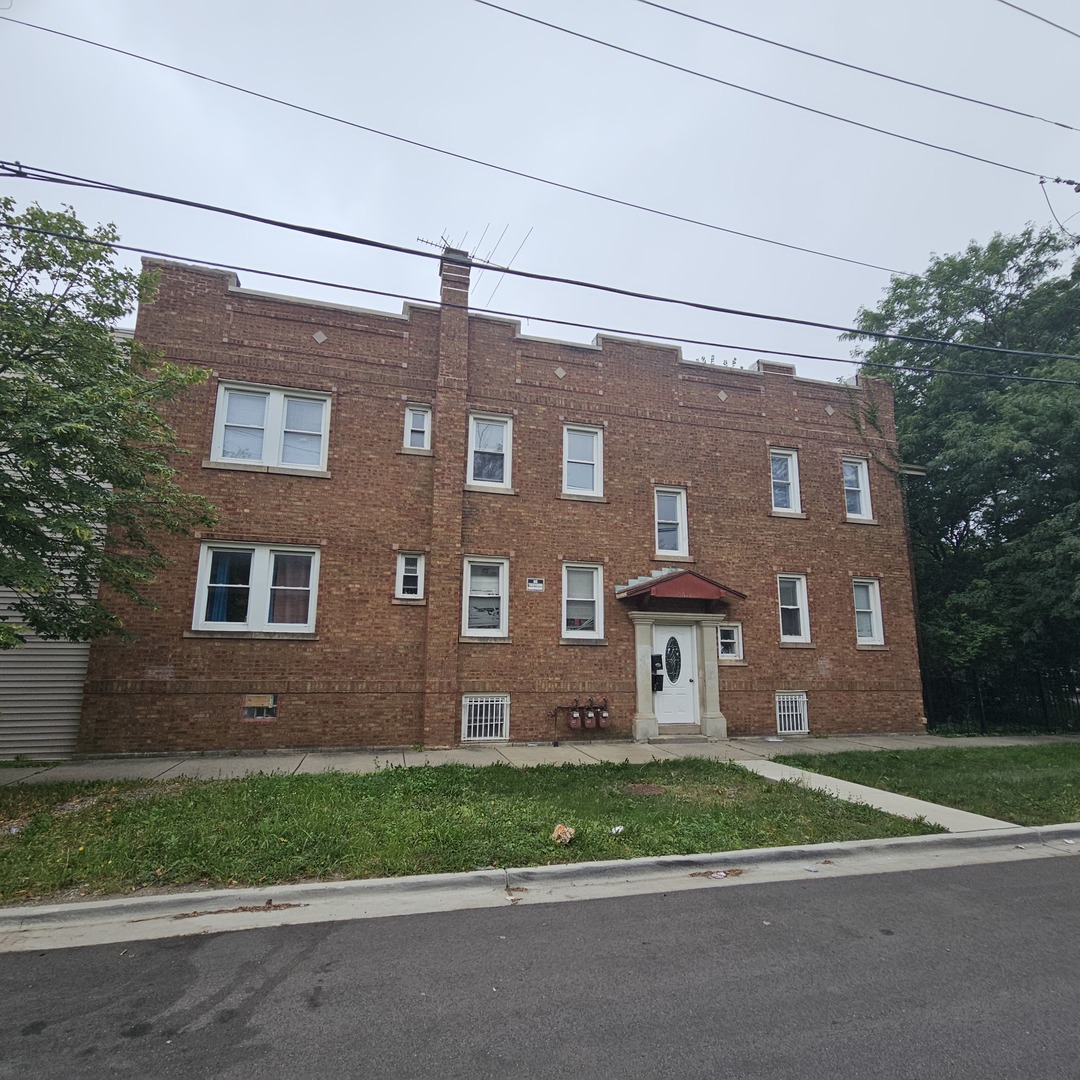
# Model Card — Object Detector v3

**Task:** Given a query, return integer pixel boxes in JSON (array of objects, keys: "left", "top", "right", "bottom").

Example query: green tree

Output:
[
  {"left": 847, "top": 226, "right": 1080, "bottom": 679},
  {"left": 0, "top": 199, "right": 215, "bottom": 648}
]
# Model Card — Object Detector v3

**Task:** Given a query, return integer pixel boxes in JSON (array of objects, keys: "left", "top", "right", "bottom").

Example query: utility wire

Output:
[
  {"left": 5, "top": 220, "right": 1078, "bottom": 386},
  {"left": 5, "top": 158, "right": 1080, "bottom": 363},
  {"left": 636, "top": 0, "right": 1079, "bottom": 133},
  {"left": 995, "top": 0, "right": 1080, "bottom": 41},
  {"left": 475, "top": 0, "right": 1072, "bottom": 182},
  {"left": 0, "top": 13, "right": 910, "bottom": 278}
]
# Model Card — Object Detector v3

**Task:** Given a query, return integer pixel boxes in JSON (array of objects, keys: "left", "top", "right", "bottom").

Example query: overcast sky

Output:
[{"left": 4, "top": 0, "right": 1079, "bottom": 381}]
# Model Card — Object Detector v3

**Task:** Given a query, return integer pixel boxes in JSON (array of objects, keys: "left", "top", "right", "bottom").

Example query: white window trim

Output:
[
  {"left": 211, "top": 382, "right": 330, "bottom": 471},
  {"left": 777, "top": 574, "right": 811, "bottom": 643},
  {"left": 467, "top": 413, "right": 513, "bottom": 489},
  {"left": 461, "top": 556, "right": 509, "bottom": 637},
  {"left": 461, "top": 693, "right": 510, "bottom": 741},
  {"left": 770, "top": 448, "right": 802, "bottom": 513},
  {"left": 562, "top": 563, "right": 604, "bottom": 639},
  {"left": 842, "top": 457, "right": 873, "bottom": 520},
  {"left": 718, "top": 622, "right": 744, "bottom": 661},
  {"left": 193, "top": 542, "right": 320, "bottom": 633},
  {"left": 776, "top": 691, "right": 809, "bottom": 734},
  {"left": 562, "top": 424, "right": 604, "bottom": 497},
  {"left": 853, "top": 577, "right": 884, "bottom": 645},
  {"left": 395, "top": 552, "right": 426, "bottom": 599},
  {"left": 654, "top": 486, "right": 689, "bottom": 558},
  {"left": 404, "top": 403, "right": 432, "bottom": 451}
]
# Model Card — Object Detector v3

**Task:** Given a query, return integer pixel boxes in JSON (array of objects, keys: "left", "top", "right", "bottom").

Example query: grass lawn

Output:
[
  {"left": 0, "top": 758, "right": 938, "bottom": 904},
  {"left": 777, "top": 743, "right": 1080, "bottom": 827}
]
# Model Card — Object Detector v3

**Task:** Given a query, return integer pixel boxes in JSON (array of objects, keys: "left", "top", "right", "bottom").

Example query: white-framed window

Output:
[
  {"left": 654, "top": 486, "right": 688, "bottom": 557},
  {"left": 462, "top": 557, "right": 509, "bottom": 637},
  {"left": 211, "top": 383, "right": 330, "bottom": 470},
  {"left": 462, "top": 693, "right": 509, "bottom": 741},
  {"left": 776, "top": 692, "right": 809, "bottom": 734},
  {"left": 468, "top": 414, "right": 512, "bottom": 488},
  {"left": 718, "top": 623, "right": 744, "bottom": 660},
  {"left": 395, "top": 552, "right": 426, "bottom": 599},
  {"left": 562, "top": 563, "right": 603, "bottom": 638},
  {"left": 404, "top": 404, "right": 431, "bottom": 450},
  {"left": 193, "top": 543, "right": 319, "bottom": 633},
  {"left": 770, "top": 449, "right": 801, "bottom": 512},
  {"left": 853, "top": 578, "right": 884, "bottom": 645},
  {"left": 777, "top": 574, "right": 811, "bottom": 643},
  {"left": 842, "top": 457, "right": 873, "bottom": 520},
  {"left": 562, "top": 424, "right": 603, "bottom": 497}
]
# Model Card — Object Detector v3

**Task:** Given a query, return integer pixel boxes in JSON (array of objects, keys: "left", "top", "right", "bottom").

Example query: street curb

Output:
[{"left": 4, "top": 822, "right": 1079, "bottom": 934}]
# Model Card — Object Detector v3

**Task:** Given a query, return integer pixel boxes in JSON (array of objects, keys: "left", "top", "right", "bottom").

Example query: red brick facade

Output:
[{"left": 78, "top": 255, "right": 925, "bottom": 753}]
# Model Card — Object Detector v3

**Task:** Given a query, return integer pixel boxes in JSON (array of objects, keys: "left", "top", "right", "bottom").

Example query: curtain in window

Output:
[
  {"left": 205, "top": 550, "right": 252, "bottom": 622},
  {"left": 268, "top": 553, "right": 312, "bottom": 624}
]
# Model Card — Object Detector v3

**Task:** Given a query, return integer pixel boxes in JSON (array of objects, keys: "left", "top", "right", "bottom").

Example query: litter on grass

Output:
[
  {"left": 551, "top": 823, "right": 576, "bottom": 845},
  {"left": 610, "top": 825, "right": 625, "bottom": 835}
]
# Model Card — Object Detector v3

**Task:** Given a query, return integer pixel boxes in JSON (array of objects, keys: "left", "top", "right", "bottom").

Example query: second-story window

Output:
[
  {"left": 563, "top": 425, "right": 603, "bottom": 497},
  {"left": 842, "top": 457, "right": 873, "bottom": 520},
  {"left": 404, "top": 405, "right": 431, "bottom": 450},
  {"left": 654, "top": 487, "right": 688, "bottom": 557},
  {"left": 468, "top": 415, "right": 512, "bottom": 488},
  {"left": 770, "top": 449, "right": 801, "bottom": 512},
  {"left": 212, "top": 383, "right": 330, "bottom": 471}
]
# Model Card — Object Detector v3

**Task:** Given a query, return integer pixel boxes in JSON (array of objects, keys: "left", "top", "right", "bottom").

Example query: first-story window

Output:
[
  {"left": 462, "top": 557, "right": 509, "bottom": 637},
  {"left": 404, "top": 404, "right": 431, "bottom": 450},
  {"left": 718, "top": 623, "right": 744, "bottom": 660},
  {"left": 777, "top": 574, "right": 810, "bottom": 643},
  {"left": 562, "top": 563, "right": 603, "bottom": 638},
  {"left": 212, "top": 383, "right": 330, "bottom": 470},
  {"left": 468, "top": 414, "right": 512, "bottom": 487},
  {"left": 654, "top": 486, "right": 688, "bottom": 557},
  {"left": 842, "top": 457, "right": 873, "bottom": 520},
  {"left": 770, "top": 449, "right": 801, "bottom": 512},
  {"left": 396, "top": 552, "right": 426, "bottom": 599},
  {"left": 194, "top": 544, "right": 319, "bottom": 633},
  {"left": 853, "top": 578, "right": 884, "bottom": 645}
]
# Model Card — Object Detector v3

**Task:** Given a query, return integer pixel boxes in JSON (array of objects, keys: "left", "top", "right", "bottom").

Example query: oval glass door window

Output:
[{"left": 664, "top": 636, "right": 682, "bottom": 683}]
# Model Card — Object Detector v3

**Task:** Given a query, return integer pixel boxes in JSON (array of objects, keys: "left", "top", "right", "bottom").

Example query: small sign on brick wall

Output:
[{"left": 526, "top": 577, "right": 545, "bottom": 592}]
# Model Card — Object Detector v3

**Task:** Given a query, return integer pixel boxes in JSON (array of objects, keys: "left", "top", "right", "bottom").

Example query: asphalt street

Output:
[{"left": 4, "top": 856, "right": 1079, "bottom": 1079}]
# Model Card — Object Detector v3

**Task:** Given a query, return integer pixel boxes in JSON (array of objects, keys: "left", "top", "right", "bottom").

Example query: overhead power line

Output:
[
  {"left": 995, "top": 0, "right": 1080, "bottom": 41},
  {"left": 636, "top": 0, "right": 1079, "bottom": 133},
  {"left": 5, "top": 220, "right": 1079, "bottom": 386},
  {"left": 474, "top": 0, "right": 1073, "bottom": 182},
  {"left": 0, "top": 14, "right": 910, "bottom": 278},
  {"left": 5, "top": 158, "right": 1080, "bottom": 363}
]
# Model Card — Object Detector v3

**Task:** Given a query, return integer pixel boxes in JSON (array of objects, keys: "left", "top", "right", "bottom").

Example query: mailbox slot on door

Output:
[{"left": 651, "top": 653, "right": 664, "bottom": 692}]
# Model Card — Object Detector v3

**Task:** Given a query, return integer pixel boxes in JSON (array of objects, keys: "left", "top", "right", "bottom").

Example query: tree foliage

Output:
[
  {"left": 0, "top": 199, "right": 215, "bottom": 648},
  {"left": 847, "top": 226, "right": 1080, "bottom": 677}
]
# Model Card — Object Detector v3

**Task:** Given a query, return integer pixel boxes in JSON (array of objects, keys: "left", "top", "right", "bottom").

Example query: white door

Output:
[{"left": 653, "top": 624, "right": 699, "bottom": 726}]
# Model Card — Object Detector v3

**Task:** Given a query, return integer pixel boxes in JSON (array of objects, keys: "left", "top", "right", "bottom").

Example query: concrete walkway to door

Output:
[{"left": 5, "top": 732, "right": 1080, "bottom": 832}]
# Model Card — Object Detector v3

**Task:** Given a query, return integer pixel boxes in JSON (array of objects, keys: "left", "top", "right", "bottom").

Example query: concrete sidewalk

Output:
[{"left": 5, "top": 732, "right": 1078, "bottom": 831}]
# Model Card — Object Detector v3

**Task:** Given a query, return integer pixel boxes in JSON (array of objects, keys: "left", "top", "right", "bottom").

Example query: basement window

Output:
[
  {"left": 461, "top": 694, "right": 509, "bottom": 741},
  {"left": 242, "top": 693, "right": 278, "bottom": 720}
]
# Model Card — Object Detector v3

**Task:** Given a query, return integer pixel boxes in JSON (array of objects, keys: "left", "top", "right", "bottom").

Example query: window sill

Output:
[
  {"left": 769, "top": 510, "right": 806, "bottom": 519},
  {"left": 718, "top": 658, "right": 748, "bottom": 666},
  {"left": 856, "top": 643, "right": 888, "bottom": 650},
  {"left": 459, "top": 635, "right": 512, "bottom": 644},
  {"left": 392, "top": 597, "right": 427, "bottom": 606},
  {"left": 560, "top": 637, "right": 608, "bottom": 646},
  {"left": 559, "top": 492, "right": 608, "bottom": 503},
  {"left": 399, "top": 447, "right": 433, "bottom": 457},
  {"left": 651, "top": 554, "right": 694, "bottom": 563},
  {"left": 844, "top": 517, "right": 880, "bottom": 526},
  {"left": 184, "top": 630, "right": 319, "bottom": 640},
  {"left": 778, "top": 641, "right": 815, "bottom": 649},
  {"left": 202, "top": 460, "right": 331, "bottom": 479},
  {"left": 464, "top": 484, "right": 519, "bottom": 496}
]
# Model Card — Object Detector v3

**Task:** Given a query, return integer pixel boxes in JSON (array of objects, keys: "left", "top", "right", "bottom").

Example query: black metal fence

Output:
[{"left": 923, "top": 669, "right": 1080, "bottom": 734}]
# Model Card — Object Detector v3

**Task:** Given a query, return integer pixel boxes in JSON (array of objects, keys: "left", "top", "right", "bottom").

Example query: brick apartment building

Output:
[{"left": 77, "top": 253, "right": 925, "bottom": 753}]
